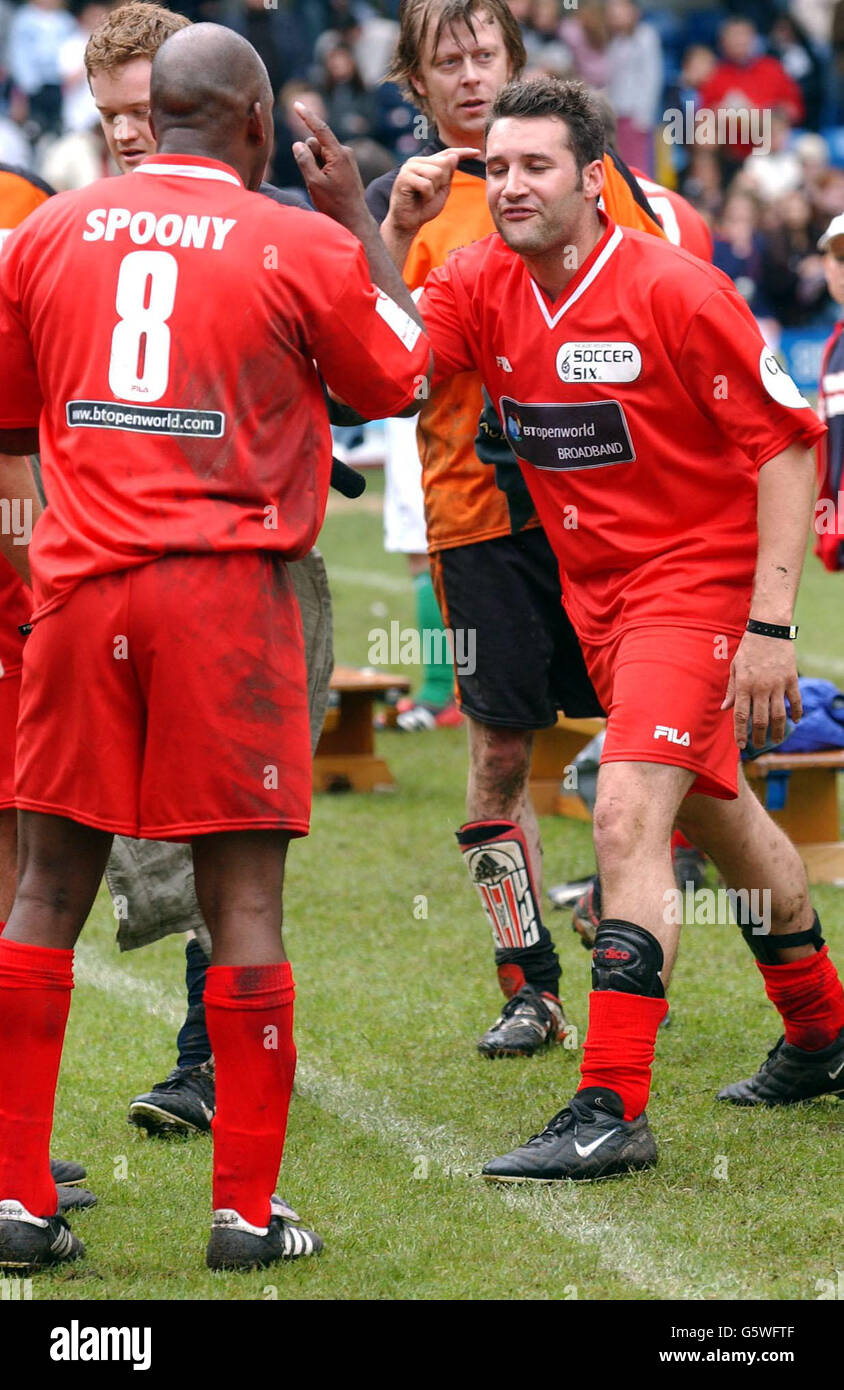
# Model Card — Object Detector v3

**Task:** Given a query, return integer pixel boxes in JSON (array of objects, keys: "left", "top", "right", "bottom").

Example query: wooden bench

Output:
[
  {"left": 530, "top": 716, "right": 844, "bottom": 884},
  {"left": 529, "top": 716, "right": 605, "bottom": 819},
  {"left": 744, "top": 750, "right": 844, "bottom": 884},
  {"left": 313, "top": 665, "right": 410, "bottom": 793}
]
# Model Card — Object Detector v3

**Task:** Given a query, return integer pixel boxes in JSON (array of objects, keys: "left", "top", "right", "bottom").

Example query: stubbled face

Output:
[
  {"left": 412, "top": 13, "right": 512, "bottom": 148},
  {"left": 824, "top": 241, "right": 844, "bottom": 305},
  {"left": 90, "top": 57, "right": 155, "bottom": 171},
  {"left": 485, "top": 115, "right": 602, "bottom": 260}
]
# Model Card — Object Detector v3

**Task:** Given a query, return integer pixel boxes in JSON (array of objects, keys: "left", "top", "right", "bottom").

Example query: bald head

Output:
[{"left": 150, "top": 24, "right": 273, "bottom": 186}]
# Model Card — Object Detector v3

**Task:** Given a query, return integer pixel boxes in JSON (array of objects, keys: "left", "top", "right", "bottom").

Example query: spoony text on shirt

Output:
[{"left": 82, "top": 208, "right": 237, "bottom": 250}]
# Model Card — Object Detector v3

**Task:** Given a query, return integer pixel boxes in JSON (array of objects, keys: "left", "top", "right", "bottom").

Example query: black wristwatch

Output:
[{"left": 746, "top": 618, "right": 798, "bottom": 640}]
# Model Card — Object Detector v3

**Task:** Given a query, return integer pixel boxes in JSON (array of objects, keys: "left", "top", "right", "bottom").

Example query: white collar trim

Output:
[
  {"left": 135, "top": 162, "right": 241, "bottom": 187},
  {"left": 530, "top": 224, "right": 624, "bottom": 330}
]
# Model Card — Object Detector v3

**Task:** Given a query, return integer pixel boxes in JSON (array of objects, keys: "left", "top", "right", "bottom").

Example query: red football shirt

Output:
[
  {"left": 420, "top": 213, "right": 825, "bottom": 643},
  {"left": 630, "top": 169, "right": 713, "bottom": 262},
  {"left": 0, "top": 154, "right": 429, "bottom": 618}
]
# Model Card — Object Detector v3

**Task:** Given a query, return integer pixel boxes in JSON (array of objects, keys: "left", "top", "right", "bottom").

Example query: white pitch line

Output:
[{"left": 72, "top": 944, "right": 741, "bottom": 1300}]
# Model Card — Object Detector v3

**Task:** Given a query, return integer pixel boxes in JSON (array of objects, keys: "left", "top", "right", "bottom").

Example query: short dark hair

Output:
[
  {"left": 488, "top": 77, "right": 605, "bottom": 174},
  {"left": 388, "top": 0, "right": 525, "bottom": 119}
]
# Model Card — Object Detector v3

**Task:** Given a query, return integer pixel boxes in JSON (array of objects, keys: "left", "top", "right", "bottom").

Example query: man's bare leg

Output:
[
  {"left": 190, "top": 830, "right": 320, "bottom": 1266},
  {"left": 482, "top": 759, "right": 689, "bottom": 1183},
  {"left": 0, "top": 811, "right": 112, "bottom": 1248},
  {"left": 594, "top": 760, "right": 695, "bottom": 988},
  {"left": 676, "top": 771, "right": 812, "bottom": 950},
  {"left": 675, "top": 772, "right": 844, "bottom": 1102}
]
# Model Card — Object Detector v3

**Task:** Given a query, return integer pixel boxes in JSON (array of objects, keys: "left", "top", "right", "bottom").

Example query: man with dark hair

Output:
[
  {"left": 367, "top": 0, "right": 664, "bottom": 1059},
  {"left": 413, "top": 75, "right": 844, "bottom": 1181},
  {"left": 0, "top": 23, "right": 429, "bottom": 1270}
]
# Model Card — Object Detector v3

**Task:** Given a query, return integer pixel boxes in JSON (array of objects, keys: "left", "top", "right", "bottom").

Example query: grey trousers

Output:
[{"left": 105, "top": 549, "right": 333, "bottom": 956}]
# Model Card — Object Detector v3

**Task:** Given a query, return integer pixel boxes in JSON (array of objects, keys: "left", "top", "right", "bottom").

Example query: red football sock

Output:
[
  {"left": 578, "top": 989, "right": 668, "bottom": 1120},
  {"left": 756, "top": 945, "right": 844, "bottom": 1051},
  {"left": 0, "top": 936, "right": 74, "bottom": 1216},
  {"left": 204, "top": 961, "right": 296, "bottom": 1229}
]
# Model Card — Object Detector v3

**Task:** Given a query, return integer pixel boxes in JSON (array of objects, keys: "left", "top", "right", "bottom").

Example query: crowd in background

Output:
[{"left": 3, "top": 0, "right": 844, "bottom": 344}]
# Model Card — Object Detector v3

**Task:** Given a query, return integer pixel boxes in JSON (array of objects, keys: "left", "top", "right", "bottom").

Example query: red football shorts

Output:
[
  {"left": 16, "top": 553, "right": 311, "bottom": 839},
  {"left": 0, "top": 670, "right": 20, "bottom": 810},
  {"left": 579, "top": 624, "right": 742, "bottom": 800}
]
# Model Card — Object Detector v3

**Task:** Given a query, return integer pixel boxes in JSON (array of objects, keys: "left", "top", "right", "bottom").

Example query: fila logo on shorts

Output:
[
  {"left": 653, "top": 725, "right": 691, "bottom": 746},
  {"left": 496, "top": 355, "right": 513, "bottom": 372}
]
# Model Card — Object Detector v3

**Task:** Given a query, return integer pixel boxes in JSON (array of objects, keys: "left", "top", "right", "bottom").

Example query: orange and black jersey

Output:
[
  {"left": 0, "top": 165, "right": 53, "bottom": 677},
  {"left": 0, "top": 164, "right": 54, "bottom": 249},
  {"left": 367, "top": 142, "right": 665, "bottom": 553}
]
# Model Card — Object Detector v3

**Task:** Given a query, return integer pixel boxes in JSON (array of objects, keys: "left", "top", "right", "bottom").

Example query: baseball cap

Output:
[{"left": 818, "top": 213, "right": 844, "bottom": 249}]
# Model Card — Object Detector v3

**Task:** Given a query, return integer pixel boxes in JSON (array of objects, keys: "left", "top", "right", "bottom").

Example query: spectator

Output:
[
  {"left": 792, "top": 0, "right": 838, "bottom": 47},
  {"left": 521, "top": 0, "right": 571, "bottom": 78},
  {"left": 815, "top": 211, "right": 844, "bottom": 573},
  {"left": 761, "top": 189, "right": 832, "bottom": 327},
  {"left": 7, "top": 0, "right": 77, "bottom": 137},
  {"left": 58, "top": 0, "right": 110, "bottom": 134},
  {"left": 676, "top": 44, "right": 718, "bottom": 110},
  {"left": 0, "top": 0, "right": 13, "bottom": 88},
  {"left": 699, "top": 17, "right": 804, "bottom": 170},
  {"left": 712, "top": 191, "right": 769, "bottom": 317},
  {"left": 0, "top": 88, "right": 31, "bottom": 167},
  {"left": 559, "top": 1, "right": 609, "bottom": 90},
  {"left": 228, "top": 0, "right": 311, "bottom": 95},
  {"left": 681, "top": 146, "right": 724, "bottom": 219},
  {"left": 604, "top": 0, "right": 663, "bottom": 176},
  {"left": 663, "top": 45, "right": 718, "bottom": 183},
  {"left": 320, "top": 39, "right": 375, "bottom": 144},
  {"left": 767, "top": 13, "right": 826, "bottom": 130},
  {"left": 271, "top": 79, "right": 328, "bottom": 191},
  {"left": 39, "top": 117, "right": 111, "bottom": 189},
  {"left": 794, "top": 130, "right": 831, "bottom": 204},
  {"left": 741, "top": 109, "right": 803, "bottom": 202}
]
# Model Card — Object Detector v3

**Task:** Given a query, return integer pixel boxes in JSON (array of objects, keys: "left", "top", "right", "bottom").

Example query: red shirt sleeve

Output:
[
  {"left": 418, "top": 260, "right": 477, "bottom": 389},
  {"left": 0, "top": 225, "right": 42, "bottom": 428},
  {"left": 674, "top": 286, "right": 825, "bottom": 465},
  {"left": 303, "top": 229, "right": 430, "bottom": 420}
]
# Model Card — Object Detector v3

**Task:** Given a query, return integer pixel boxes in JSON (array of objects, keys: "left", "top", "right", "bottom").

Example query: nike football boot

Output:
[
  {"left": 717, "top": 1026, "right": 844, "bottom": 1105},
  {"left": 482, "top": 1088, "right": 657, "bottom": 1182}
]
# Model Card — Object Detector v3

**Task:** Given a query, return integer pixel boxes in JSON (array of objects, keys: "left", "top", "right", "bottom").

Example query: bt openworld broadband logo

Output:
[
  {"left": 662, "top": 101, "right": 771, "bottom": 156},
  {"left": 368, "top": 621, "right": 476, "bottom": 676}
]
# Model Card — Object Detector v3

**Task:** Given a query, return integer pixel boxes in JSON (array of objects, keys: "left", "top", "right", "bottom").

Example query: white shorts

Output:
[{"left": 383, "top": 415, "right": 428, "bottom": 554}]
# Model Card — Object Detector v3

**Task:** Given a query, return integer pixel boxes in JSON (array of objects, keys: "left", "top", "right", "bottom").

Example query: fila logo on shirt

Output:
[
  {"left": 653, "top": 725, "right": 690, "bottom": 746},
  {"left": 557, "top": 342, "right": 642, "bottom": 384}
]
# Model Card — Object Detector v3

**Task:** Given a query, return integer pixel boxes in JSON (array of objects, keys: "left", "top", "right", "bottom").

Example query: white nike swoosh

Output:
[
  {"left": 574, "top": 1127, "right": 620, "bottom": 1158},
  {"left": 828, "top": 1060, "right": 844, "bottom": 1080},
  {"left": 200, "top": 1102, "right": 214, "bottom": 1122}
]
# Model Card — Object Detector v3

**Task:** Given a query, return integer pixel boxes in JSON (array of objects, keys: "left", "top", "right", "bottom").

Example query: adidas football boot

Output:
[
  {"left": 482, "top": 1087, "right": 657, "bottom": 1182},
  {"left": 206, "top": 1195, "right": 323, "bottom": 1271},
  {"left": 478, "top": 983, "right": 568, "bottom": 1058},
  {"left": 128, "top": 1059, "right": 215, "bottom": 1135},
  {"left": 0, "top": 1200, "right": 84, "bottom": 1269},
  {"left": 717, "top": 1026, "right": 844, "bottom": 1106}
]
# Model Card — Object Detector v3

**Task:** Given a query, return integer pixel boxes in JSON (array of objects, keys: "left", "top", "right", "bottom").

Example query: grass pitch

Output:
[{"left": 36, "top": 475, "right": 844, "bottom": 1301}]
